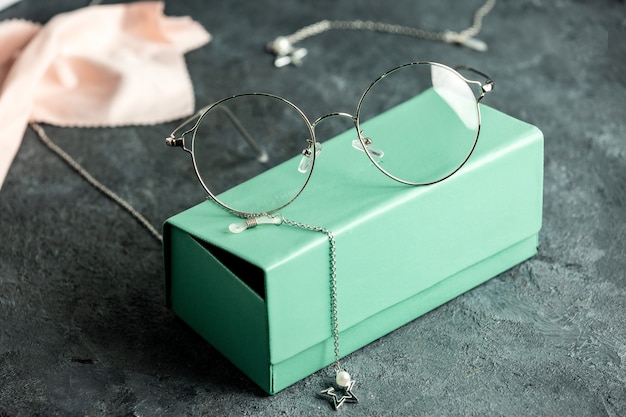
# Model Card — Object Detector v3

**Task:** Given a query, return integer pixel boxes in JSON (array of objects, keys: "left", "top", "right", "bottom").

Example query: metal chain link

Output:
[
  {"left": 282, "top": 217, "right": 343, "bottom": 372},
  {"left": 458, "top": 0, "right": 497, "bottom": 38},
  {"left": 282, "top": 0, "right": 496, "bottom": 47},
  {"left": 285, "top": 19, "right": 443, "bottom": 45},
  {"left": 30, "top": 123, "right": 163, "bottom": 243}
]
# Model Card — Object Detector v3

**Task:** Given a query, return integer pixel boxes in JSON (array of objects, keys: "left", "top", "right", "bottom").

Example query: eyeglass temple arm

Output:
[
  {"left": 166, "top": 105, "right": 268, "bottom": 163},
  {"left": 454, "top": 65, "right": 494, "bottom": 102}
]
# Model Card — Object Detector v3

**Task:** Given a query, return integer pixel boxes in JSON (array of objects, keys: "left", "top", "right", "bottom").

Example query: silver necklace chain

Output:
[
  {"left": 30, "top": 123, "right": 163, "bottom": 243},
  {"left": 281, "top": 216, "right": 358, "bottom": 410},
  {"left": 282, "top": 217, "right": 342, "bottom": 371},
  {"left": 267, "top": 0, "right": 496, "bottom": 67}
]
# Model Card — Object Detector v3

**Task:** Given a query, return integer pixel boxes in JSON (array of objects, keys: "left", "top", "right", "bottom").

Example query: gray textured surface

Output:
[{"left": 1, "top": 0, "right": 625, "bottom": 416}]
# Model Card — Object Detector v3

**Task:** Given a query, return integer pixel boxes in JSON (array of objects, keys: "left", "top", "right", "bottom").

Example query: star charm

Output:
[{"left": 319, "top": 379, "right": 359, "bottom": 410}]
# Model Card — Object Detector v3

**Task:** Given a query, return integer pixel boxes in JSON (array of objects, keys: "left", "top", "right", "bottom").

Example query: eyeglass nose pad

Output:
[
  {"left": 297, "top": 142, "right": 322, "bottom": 173},
  {"left": 352, "top": 137, "right": 384, "bottom": 159}
]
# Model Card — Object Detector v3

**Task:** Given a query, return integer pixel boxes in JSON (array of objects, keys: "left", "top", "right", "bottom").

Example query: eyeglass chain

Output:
[
  {"left": 267, "top": 0, "right": 496, "bottom": 67},
  {"left": 29, "top": 0, "right": 496, "bottom": 411},
  {"left": 278, "top": 217, "right": 356, "bottom": 409}
]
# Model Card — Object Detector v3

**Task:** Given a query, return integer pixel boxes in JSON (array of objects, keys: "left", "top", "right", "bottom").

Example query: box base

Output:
[{"left": 268, "top": 234, "right": 537, "bottom": 393}]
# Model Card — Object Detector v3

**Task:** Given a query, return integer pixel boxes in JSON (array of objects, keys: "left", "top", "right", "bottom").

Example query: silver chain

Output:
[
  {"left": 267, "top": 0, "right": 497, "bottom": 66},
  {"left": 30, "top": 123, "right": 163, "bottom": 243},
  {"left": 457, "top": 0, "right": 497, "bottom": 39},
  {"left": 287, "top": 0, "right": 494, "bottom": 44},
  {"left": 285, "top": 19, "right": 444, "bottom": 45},
  {"left": 282, "top": 217, "right": 342, "bottom": 372}
]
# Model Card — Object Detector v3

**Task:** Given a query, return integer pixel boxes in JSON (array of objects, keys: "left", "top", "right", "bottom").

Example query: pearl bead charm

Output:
[
  {"left": 320, "top": 370, "right": 358, "bottom": 409},
  {"left": 336, "top": 370, "right": 351, "bottom": 388},
  {"left": 270, "top": 36, "right": 292, "bottom": 56}
]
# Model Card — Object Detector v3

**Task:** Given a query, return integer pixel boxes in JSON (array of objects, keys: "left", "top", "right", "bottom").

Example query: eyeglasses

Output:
[{"left": 166, "top": 61, "right": 493, "bottom": 218}]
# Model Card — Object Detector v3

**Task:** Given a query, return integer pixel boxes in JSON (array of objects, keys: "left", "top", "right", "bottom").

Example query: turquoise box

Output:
[{"left": 163, "top": 101, "right": 544, "bottom": 394}]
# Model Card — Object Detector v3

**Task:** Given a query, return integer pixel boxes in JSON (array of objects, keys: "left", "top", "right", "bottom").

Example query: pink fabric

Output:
[{"left": 0, "top": 1, "right": 211, "bottom": 189}]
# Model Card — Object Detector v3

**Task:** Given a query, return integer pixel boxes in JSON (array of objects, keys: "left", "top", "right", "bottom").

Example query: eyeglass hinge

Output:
[
  {"left": 165, "top": 135, "right": 184, "bottom": 147},
  {"left": 482, "top": 79, "right": 494, "bottom": 94},
  {"left": 478, "top": 79, "right": 495, "bottom": 101}
]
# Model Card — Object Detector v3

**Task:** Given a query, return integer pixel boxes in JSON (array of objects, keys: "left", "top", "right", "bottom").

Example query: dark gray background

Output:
[{"left": 1, "top": 0, "right": 625, "bottom": 416}]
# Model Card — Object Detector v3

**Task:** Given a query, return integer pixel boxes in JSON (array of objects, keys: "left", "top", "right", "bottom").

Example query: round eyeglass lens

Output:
[
  {"left": 191, "top": 93, "right": 314, "bottom": 215},
  {"left": 355, "top": 62, "right": 480, "bottom": 185}
]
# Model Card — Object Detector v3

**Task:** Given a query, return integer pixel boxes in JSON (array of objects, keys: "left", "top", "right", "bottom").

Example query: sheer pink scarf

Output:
[{"left": 0, "top": 1, "right": 210, "bottom": 188}]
